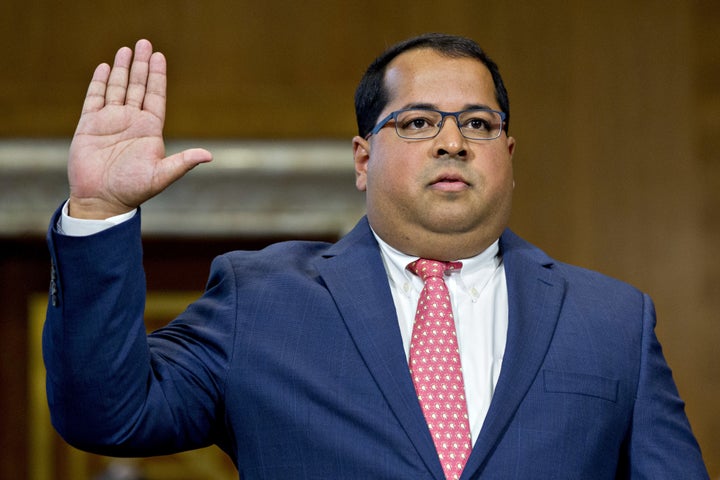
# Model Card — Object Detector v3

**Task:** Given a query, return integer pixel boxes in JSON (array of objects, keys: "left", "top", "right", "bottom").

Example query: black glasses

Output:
[{"left": 366, "top": 107, "right": 506, "bottom": 140}]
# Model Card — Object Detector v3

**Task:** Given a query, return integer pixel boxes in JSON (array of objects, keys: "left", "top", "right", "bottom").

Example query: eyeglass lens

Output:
[{"left": 395, "top": 109, "right": 502, "bottom": 139}]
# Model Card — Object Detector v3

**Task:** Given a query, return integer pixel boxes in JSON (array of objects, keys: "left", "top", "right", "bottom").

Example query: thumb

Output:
[
  {"left": 175, "top": 147, "right": 214, "bottom": 168},
  {"left": 156, "top": 148, "right": 213, "bottom": 187}
]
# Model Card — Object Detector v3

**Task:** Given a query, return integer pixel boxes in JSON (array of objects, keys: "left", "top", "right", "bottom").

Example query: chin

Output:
[{"left": 425, "top": 217, "right": 479, "bottom": 235}]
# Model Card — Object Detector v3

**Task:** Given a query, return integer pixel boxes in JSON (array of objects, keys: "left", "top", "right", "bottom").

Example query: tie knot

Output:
[{"left": 408, "top": 258, "right": 462, "bottom": 282}]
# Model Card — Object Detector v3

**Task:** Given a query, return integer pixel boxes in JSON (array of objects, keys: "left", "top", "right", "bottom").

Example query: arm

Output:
[
  {"left": 45, "top": 208, "right": 238, "bottom": 456},
  {"left": 623, "top": 294, "right": 709, "bottom": 478},
  {"left": 43, "top": 40, "right": 218, "bottom": 455}
]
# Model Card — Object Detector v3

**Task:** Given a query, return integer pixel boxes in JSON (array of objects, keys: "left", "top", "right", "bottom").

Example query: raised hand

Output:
[{"left": 67, "top": 39, "right": 212, "bottom": 219}]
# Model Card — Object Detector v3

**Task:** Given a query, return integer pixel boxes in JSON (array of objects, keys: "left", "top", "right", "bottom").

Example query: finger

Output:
[
  {"left": 182, "top": 148, "right": 213, "bottom": 165},
  {"left": 142, "top": 51, "right": 167, "bottom": 121},
  {"left": 125, "top": 39, "right": 154, "bottom": 108},
  {"left": 153, "top": 148, "right": 213, "bottom": 192},
  {"left": 80, "top": 63, "right": 111, "bottom": 114},
  {"left": 171, "top": 148, "right": 213, "bottom": 171},
  {"left": 105, "top": 46, "right": 133, "bottom": 105}
]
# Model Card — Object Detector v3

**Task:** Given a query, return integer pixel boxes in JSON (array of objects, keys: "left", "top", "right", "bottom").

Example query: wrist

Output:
[{"left": 67, "top": 196, "right": 134, "bottom": 220}]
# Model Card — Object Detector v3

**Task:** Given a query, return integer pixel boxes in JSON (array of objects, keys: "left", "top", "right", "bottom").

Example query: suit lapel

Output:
[
  {"left": 462, "top": 230, "right": 566, "bottom": 478},
  {"left": 314, "top": 218, "right": 445, "bottom": 480},
  {"left": 315, "top": 222, "right": 566, "bottom": 479}
]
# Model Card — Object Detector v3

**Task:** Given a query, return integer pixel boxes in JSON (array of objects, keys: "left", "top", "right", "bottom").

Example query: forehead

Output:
[{"left": 383, "top": 48, "right": 498, "bottom": 111}]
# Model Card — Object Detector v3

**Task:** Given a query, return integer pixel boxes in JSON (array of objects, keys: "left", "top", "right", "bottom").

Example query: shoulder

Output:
[
  {"left": 501, "top": 230, "right": 654, "bottom": 363},
  {"left": 500, "top": 229, "right": 646, "bottom": 304},
  {"left": 209, "top": 216, "right": 378, "bottom": 279},
  {"left": 211, "top": 239, "right": 335, "bottom": 277}
]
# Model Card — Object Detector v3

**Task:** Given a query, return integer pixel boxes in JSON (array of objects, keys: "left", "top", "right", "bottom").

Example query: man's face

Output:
[{"left": 353, "top": 48, "right": 516, "bottom": 258}]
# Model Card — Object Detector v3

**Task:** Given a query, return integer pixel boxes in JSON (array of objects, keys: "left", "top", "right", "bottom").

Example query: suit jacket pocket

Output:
[{"left": 543, "top": 369, "right": 618, "bottom": 402}]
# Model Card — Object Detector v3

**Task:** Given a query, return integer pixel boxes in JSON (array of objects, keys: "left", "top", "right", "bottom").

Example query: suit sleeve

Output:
[
  {"left": 624, "top": 294, "right": 709, "bottom": 478},
  {"left": 42, "top": 206, "right": 236, "bottom": 457}
]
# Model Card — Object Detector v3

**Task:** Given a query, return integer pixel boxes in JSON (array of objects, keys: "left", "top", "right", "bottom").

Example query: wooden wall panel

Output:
[
  {"left": 0, "top": 0, "right": 524, "bottom": 138},
  {"left": 694, "top": 0, "right": 720, "bottom": 475}
]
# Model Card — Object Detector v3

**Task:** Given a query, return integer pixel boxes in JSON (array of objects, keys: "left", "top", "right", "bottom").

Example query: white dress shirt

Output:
[
  {"left": 59, "top": 204, "right": 509, "bottom": 444},
  {"left": 58, "top": 201, "right": 136, "bottom": 236},
  {"left": 373, "top": 233, "right": 508, "bottom": 445}
]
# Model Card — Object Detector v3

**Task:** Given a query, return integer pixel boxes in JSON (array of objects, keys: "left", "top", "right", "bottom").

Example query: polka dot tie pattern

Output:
[{"left": 408, "top": 259, "right": 471, "bottom": 480}]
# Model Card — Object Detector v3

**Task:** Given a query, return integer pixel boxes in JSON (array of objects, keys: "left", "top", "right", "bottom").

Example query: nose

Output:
[{"left": 433, "top": 117, "right": 468, "bottom": 159}]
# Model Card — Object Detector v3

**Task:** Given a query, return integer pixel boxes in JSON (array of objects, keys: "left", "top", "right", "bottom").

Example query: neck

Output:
[{"left": 372, "top": 222, "right": 503, "bottom": 261}]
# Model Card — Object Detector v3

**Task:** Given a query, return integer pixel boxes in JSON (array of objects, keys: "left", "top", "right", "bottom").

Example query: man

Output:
[{"left": 44, "top": 34, "right": 709, "bottom": 479}]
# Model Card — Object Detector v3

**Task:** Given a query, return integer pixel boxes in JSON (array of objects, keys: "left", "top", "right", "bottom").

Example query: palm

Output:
[
  {"left": 68, "top": 40, "right": 211, "bottom": 219},
  {"left": 71, "top": 105, "right": 166, "bottom": 207}
]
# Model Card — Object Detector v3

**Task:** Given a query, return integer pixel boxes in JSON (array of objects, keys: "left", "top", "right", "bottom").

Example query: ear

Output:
[
  {"left": 352, "top": 136, "right": 370, "bottom": 192},
  {"left": 506, "top": 136, "right": 516, "bottom": 189},
  {"left": 506, "top": 135, "right": 516, "bottom": 158}
]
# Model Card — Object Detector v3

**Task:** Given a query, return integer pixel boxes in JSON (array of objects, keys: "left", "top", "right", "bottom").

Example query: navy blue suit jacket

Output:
[{"left": 44, "top": 208, "right": 708, "bottom": 479}]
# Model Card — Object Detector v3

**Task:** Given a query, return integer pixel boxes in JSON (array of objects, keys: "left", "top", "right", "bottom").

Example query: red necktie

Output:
[{"left": 408, "top": 259, "right": 472, "bottom": 480}]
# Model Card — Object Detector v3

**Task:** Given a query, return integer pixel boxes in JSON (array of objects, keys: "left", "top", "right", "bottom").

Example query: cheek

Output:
[
  {"left": 488, "top": 161, "right": 515, "bottom": 205},
  {"left": 364, "top": 142, "right": 428, "bottom": 201},
  {"left": 365, "top": 149, "right": 399, "bottom": 191},
  {"left": 365, "top": 161, "right": 389, "bottom": 196},
  {"left": 369, "top": 158, "right": 413, "bottom": 196},
  {"left": 484, "top": 150, "right": 513, "bottom": 182},
  {"left": 471, "top": 154, "right": 513, "bottom": 204}
]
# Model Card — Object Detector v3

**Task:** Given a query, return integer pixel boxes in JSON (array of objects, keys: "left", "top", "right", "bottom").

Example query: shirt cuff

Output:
[{"left": 57, "top": 200, "right": 137, "bottom": 237}]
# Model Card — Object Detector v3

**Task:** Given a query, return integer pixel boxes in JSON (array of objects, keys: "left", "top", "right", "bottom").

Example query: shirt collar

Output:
[{"left": 371, "top": 229, "right": 502, "bottom": 290}]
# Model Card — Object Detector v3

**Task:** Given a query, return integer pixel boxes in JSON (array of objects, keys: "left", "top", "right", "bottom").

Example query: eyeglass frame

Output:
[{"left": 364, "top": 107, "right": 507, "bottom": 141}]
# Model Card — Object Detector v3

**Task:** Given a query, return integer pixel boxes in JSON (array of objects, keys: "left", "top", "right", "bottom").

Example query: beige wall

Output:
[{"left": 1, "top": 0, "right": 717, "bottom": 476}]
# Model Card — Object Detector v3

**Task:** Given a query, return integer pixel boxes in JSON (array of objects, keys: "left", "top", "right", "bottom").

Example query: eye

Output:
[
  {"left": 399, "top": 113, "right": 437, "bottom": 131},
  {"left": 462, "top": 115, "right": 492, "bottom": 131}
]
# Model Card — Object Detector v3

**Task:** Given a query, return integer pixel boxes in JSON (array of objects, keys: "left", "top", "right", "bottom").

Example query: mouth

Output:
[{"left": 428, "top": 173, "right": 471, "bottom": 192}]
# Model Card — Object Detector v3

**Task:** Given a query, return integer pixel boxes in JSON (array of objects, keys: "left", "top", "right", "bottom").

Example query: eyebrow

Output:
[{"left": 400, "top": 102, "right": 496, "bottom": 111}]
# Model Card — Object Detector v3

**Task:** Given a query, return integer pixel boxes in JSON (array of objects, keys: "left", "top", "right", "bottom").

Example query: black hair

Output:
[{"left": 354, "top": 33, "right": 510, "bottom": 138}]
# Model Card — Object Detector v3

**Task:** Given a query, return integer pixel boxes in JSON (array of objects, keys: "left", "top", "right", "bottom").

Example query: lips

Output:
[{"left": 428, "top": 173, "right": 471, "bottom": 192}]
